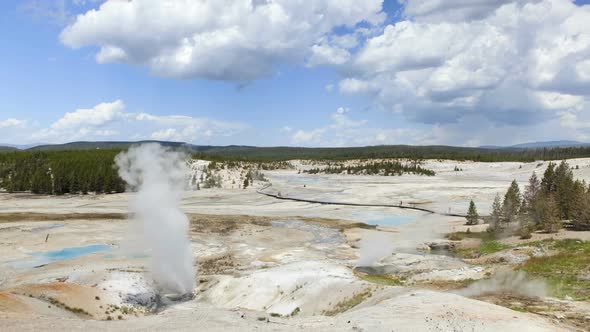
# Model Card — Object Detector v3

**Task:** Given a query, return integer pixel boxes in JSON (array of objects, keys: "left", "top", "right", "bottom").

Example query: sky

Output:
[{"left": 1, "top": 0, "right": 590, "bottom": 147}]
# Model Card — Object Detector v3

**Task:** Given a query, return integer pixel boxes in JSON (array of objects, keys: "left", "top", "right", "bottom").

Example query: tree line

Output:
[
  {"left": 466, "top": 160, "right": 590, "bottom": 236},
  {"left": 0, "top": 150, "right": 126, "bottom": 195},
  {"left": 304, "top": 161, "right": 435, "bottom": 176},
  {"left": 194, "top": 145, "right": 590, "bottom": 162}
]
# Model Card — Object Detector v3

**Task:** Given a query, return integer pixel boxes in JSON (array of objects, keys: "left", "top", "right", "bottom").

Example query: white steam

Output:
[
  {"left": 116, "top": 143, "right": 195, "bottom": 296},
  {"left": 356, "top": 232, "right": 395, "bottom": 266},
  {"left": 356, "top": 214, "right": 444, "bottom": 266},
  {"left": 456, "top": 271, "right": 547, "bottom": 298}
]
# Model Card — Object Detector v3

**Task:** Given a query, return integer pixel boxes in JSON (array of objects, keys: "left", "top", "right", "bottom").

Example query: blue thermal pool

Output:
[
  {"left": 350, "top": 211, "right": 414, "bottom": 226},
  {"left": 9, "top": 244, "right": 111, "bottom": 268}
]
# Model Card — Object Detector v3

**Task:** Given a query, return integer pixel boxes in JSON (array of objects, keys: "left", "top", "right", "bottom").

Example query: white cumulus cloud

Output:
[
  {"left": 51, "top": 99, "right": 125, "bottom": 130},
  {"left": 400, "top": 0, "right": 530, "bottom": 22},
  {"left": 48, "top": 0, "right": 590, "bottom": 146},
  {"left": 0, "top": 118, "right": 24, "bottom": 128},
  {"left": 28, "top": 100, "right": 245, "bottom": 144},
  {"left": 292, "top": 128, "right": 325, "bottom": 145},
  {"left": 340, "top": 0, "right": 590, "bottom": 131},
  {"left": 60, "top": 0, "right": 384, "bottom": 81}
]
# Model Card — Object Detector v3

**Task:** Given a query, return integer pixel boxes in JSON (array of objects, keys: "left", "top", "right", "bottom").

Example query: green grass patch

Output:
[
  {"left": 479, "top": 241, "right": 511, "bottom": 255},
  {"left": 417, "top": 278, "right": 478, "bottom": 291},
  {"left": 322, "top": 288, "right": 373, "bottom": 316},
  {"left": 509, "top": 306, "right": 527, "bottom": 313},
  {"left": 356, "top": 273, "right": 406, "bottom": 286},
  {"left": 518, "top": 239, "right": 590, "bottom": 301},
  {"left": 445, "top": 231, "right": 497, "bottom": 242},
  {"left": 453, "top": 240, "right": 512, "bottom": 259},
  {"left": 551, "top": 239, "right": 590, "bottom": 252}
]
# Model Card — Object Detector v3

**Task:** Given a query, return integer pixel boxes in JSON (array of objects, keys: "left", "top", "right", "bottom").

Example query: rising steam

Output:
[
  {"left": 356, "top": 232, "right": 395, "bottom": 266},
  {"left": 455, "top": 271, "right": 547, "bottom": 298},
  {"left": 116, "top": 144, "right": 195, "bottom": 296},
  {"left": 356, "top": 215, "right": 443, "bottom": 266}
]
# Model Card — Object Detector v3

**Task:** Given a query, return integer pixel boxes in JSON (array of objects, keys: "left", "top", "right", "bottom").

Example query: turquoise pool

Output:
[
  {"left": 350, "top": 211, "right": 415, "bottom": 226},
  {"left": 9, "top": 244, "right": 111, "bottom": 268}
]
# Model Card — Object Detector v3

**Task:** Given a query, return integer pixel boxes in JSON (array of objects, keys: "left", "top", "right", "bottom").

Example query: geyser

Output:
[{"left": 116, "top": 143, "right": 195, "bottom": 296}]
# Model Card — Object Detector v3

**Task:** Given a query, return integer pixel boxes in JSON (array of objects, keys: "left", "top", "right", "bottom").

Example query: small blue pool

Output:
[
  {"left": 9, "top": 244, "right": 111, "bottom": 268},
  {"left": 350, "top": 211, "right": 415, "bottom": 226}
]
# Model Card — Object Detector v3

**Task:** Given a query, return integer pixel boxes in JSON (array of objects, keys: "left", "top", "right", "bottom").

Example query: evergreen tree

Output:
[
  {"left": 518, "top": 215, "right": 533, "bottom": 239},
  {"left": 502, "top": 180, "right": 521, "bottom": 223},
  {"left": 523, "top": 172, "right": 541, "bottom": 212},
  {"left": 243, "top": 174, "right": 250, "bottom": 189},
  {"left": 541, "top": 162, "right": 556, "bottom": 194},
  {"left": 554, "top": 160, "right": 576, "bottom": 219},
  {"left": 30, "top": 168, "right": 51, "bottom": 194},
  {"left": 102, "top": 171, "right": 113, "bottom": 194},
  {"left": 489, "top": 193, "right": 503, "bottom": 231},
  {"left": 0, "top": 150, "right": 126, "bottom": 195},
  {"left": 465, "top": 200, "right": 479, "bottom": 225},
  {"left": 537, "top": 193, "right": 561, "bottom": 233},
  {"left": 572, "top": 191, "right": 590, "bottom": 230},
  {"left": 569, "top": 179, "right": 587, "bottom": 218},
  {"left": 69, "top": 173, "right": 80, "bottom": 194}
]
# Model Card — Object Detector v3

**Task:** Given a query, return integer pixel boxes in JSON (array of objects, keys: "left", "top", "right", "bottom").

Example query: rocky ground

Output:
[{"left": 1, "top": 158, "right": 590, "bottom": 331}]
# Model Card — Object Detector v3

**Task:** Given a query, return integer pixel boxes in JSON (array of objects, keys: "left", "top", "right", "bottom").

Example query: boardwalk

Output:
[{"left": 257, "top": 183, "right": 468, "bottom": 218}]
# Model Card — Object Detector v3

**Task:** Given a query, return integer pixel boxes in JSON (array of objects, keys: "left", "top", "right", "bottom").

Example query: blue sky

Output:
[{"left": 1, "top": 0, "right": 590, "bottom": 147}]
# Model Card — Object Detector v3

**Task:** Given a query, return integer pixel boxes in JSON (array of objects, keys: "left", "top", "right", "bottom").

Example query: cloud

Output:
[
  {"left": 289, "top": 107, "right": 365, "bottom": 145},
  {"left": 331, "top": 107, "right": 367, "bottom": 128},
  {"left": 339, "top": 78, "right": 375, "bottom": 94},
  {"left": 151, "top": 128, "right": 180, "bottom": 141},
  {"left": 292, "top": 129, "right": 325, "bottom": 145},
  {"left": 19, "top": 0, "right": 99, "bottom": 25},
  {"left": 290, "top": 107, "right": 385, "bottom": 146},
  {"left": 51, "top": 99, "right": 125, "bottom": 130},
  {"left": 285, "top": 104, "right": 590, "bottom": 148},
  {"left": 399, "top": 0, "right": 529, "bottom": 22},
  {"left": 307, "top": 44, "right": 351, "bottom": 66},
  {"left": 0, "top": 118, "right": 24, "bottom": 129},
  {"left": 60, "top": 0, "right": 385, "bottom": 82},
  {"left": 19, "top": 0, "right": 70, "bottom": 25},
  {"left": 26, "top": 100, "right": 245, "bottom": 144},
  {"left": 339, "top": 0, "right": 590, "bottom": 129},
  {"left": 49, "top": 0, "right": 590, "bottom": 147},
  {"left": 335, "top": 107, "right": 349, "bottom": 115}
]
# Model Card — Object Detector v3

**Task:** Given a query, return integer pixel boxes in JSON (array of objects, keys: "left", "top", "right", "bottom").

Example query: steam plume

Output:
[
  {"left": 456, "top": 271, "right": 547, "bottom": 298},
  {"left": 116, "top": 143, "right": 195, "bottom": 296},
  {"left": 357, "top": 232, "right": 395, "bottom": 266},
  {"left": 356, "top": 215, "right": 443, "bottom": 266}
]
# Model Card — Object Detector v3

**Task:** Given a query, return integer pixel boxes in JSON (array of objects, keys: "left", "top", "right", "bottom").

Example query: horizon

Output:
[
  {"left": 1, "top": 0, "right": 590, "bottom": 147},
  {"left": 2, "top": 138, "right": 589, "bottom": 150}
]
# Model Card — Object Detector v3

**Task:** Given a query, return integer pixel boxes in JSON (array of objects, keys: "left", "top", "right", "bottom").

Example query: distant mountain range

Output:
[
  {"left": 0, "top": 140, "right": 589, "bottom": 158},
  {"left": 480, "top": 140, "right": 590, "bottom": 149},
  {"left": 0, "top": 143, "right": 43, "bottom": 150},
  {"left": 0, "top": 145, "right": 17, "bottom": 151},
  {"left": 0, "top": 140, "right": 256, "bottom": 153},
  {"left": 2, "top": 140, "right": 590, "bottom": 162},
  {"left": 27, "top": 140, "right": 189, "bottom": 151},
  {"left": 1, "top": 139, "right": 589, "bottom": 151}
]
